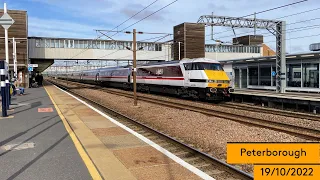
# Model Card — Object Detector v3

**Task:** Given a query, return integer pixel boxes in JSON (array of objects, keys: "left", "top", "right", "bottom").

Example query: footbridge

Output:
[{"left": 28, "top": 36, "right": 262, "bottom": 72}]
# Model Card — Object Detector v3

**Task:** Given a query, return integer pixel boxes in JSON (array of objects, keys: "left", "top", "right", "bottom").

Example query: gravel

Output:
[
  {"left": 52, "top": 79, "right": 319, "bottom": 174},
  {"left": 102, "top": 85, "right": 320, "bottom": 130}
]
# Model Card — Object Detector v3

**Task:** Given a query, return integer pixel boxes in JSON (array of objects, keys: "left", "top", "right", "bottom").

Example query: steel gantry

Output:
[{"left": 198, "top": 15, "right": 286, "bottom": 93}]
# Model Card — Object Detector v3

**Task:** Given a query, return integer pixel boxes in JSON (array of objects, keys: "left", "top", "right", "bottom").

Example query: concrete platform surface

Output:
[
  {"left": 0, "top": 87, "right": 92, "bottom": 180},
  {"left": 44, "top": 81, "right": 205, "bottom": 180},
  {"left": 232, "top": 89, "right": 320, "bottom": 101}
]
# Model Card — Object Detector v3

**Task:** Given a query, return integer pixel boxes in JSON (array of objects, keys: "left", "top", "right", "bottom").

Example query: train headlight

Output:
[
  {"left": 210, "top": 88, "right": 217, "bottom": 93},
  {"left": 207, "top": 80, "right": 216, "bottom": 83}
]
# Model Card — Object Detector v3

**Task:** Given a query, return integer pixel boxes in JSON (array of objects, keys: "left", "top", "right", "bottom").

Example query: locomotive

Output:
[{"left": 56, "top": 58, "right": 234, "bottom": 100}]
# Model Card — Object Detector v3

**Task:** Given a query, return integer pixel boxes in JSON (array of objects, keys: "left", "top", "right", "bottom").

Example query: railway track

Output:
[
  {"left": 47, "top": 79, "right": 253, "bottom": 180},
  {"left": 219, "top": 103, "right": 320, "bottom": 122},
  {"left": 50, "top": 78, "right": 320, "bottom": 141}
]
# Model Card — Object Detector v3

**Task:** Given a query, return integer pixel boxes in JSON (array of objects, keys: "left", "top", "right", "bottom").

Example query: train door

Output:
[
  {"left": 95, "top": 73, "right": 99, "bottom": 81},
  {"left": 185, "top": 71, "right": 191, "bottom": 86},
  {"left": 183, "top": 63, "right": 192, "bottom": 87},
  {"left": 128, "top": 69, "right": 132, "bottom": 83}
]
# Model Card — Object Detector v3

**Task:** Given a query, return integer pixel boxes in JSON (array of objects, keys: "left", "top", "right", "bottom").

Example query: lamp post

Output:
[
  {"left": 215, "top": 40, "right": 222, "bottom": 61},
  {"left": 124, "top": 29, "right": 143, "bottom": 106},
  {"left": 64, "top": 61, "right": 69, "bottom": 85},
  {"left": 178, "top": 41, "right": 181, "bottom": 60}
]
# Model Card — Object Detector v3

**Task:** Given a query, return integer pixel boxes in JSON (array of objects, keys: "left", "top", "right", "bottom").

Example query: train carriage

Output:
[{"left": 56, "top": 58, "right": 233, "bottom": 100}]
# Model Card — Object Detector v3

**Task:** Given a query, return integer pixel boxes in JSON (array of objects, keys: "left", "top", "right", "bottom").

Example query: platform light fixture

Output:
[{"left": 301, "top": 54, "right": 314, "bottom": 57}]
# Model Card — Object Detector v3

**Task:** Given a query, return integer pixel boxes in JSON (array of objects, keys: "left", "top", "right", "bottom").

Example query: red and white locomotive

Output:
[{"left": 57, "top": 58, "right": 233, "bottom": 100}]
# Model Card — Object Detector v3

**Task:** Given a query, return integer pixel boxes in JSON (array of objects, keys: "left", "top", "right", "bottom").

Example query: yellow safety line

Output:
[{"left": 43, "top": 85, "right": 103, "bottom": 180}]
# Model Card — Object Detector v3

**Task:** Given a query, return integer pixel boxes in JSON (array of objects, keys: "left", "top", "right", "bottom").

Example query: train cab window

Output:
[
  {"left": 184, "top": 63, "right": 202, "bottom": 70},
  {"left": 192, "top": 63, "right": 202, "bottom": 70},
  {"left": 184, "top": 63, "right": 223, "bottom": 71},
  {"left": 201, "top": 63, "right": 224, "bottom": 71},
  {"left": 184, "top": 63, "right": 192, "bottom": 70}
]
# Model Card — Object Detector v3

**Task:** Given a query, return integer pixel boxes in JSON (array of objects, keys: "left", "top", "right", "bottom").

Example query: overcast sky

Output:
[{"left": 7, "top": 0, "right": 320, "bottom": 54}]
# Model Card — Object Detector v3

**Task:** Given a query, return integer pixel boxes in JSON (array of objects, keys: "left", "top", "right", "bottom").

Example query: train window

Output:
[
  {"left": 184, "top": 63, "right": 201, "bottom": 70},
  {"left": 155, "top": 44, "right": 162, "bottom": 51},
  {"left": 35, "top": 39, "right": 41, "bottom": 47},
  {"left": 192, "top": 63, "right": 202, "bottom": 70},
  {"left": 184, "top": 63, "right": 192, "bottom": 70},
  {"left": 201, "top": 63, "right": 224, "bottom": 71},
  {"left": 184, "top": 63, "right": 223, "bottom": 71}
]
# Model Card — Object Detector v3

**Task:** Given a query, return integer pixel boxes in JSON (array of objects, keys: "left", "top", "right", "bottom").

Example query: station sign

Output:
[
  {"left": 272, "top": 71, "right": 276, "bottom": 77},
  {"left": 0, "top": 13, "right": 15, "bottom": 30},
  {"left": 28, "top": 64, "right": 38, "bottom": 68},
  {"left": 28, "top": 66, "right": 33, "bottom": 72}
]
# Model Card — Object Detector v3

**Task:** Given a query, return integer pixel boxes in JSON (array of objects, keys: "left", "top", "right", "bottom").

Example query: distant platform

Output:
[
  {"left": 232, "top": 89, "right": 320, "bottom": 101},
  {"left": 231, "top": 89, "right": 320, "bottom": 112}
]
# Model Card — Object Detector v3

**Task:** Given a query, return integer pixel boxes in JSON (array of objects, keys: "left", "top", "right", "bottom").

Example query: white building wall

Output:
[
  {"left": 29, "top": 38, "right": 262, "bottom": 62},
  {"left": 29, "top": 48, "right": 168, "bottom": 60},
  {"left": 205, "top": 52, "right": 261, "bottom": 61},
  {"left": 28, "top": 39, "right": 173, "bottom": 61}
]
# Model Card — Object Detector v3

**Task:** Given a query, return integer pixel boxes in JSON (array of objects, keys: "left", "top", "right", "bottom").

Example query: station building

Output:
[{"left": 221, "top": 52, "right": 320, "bottom": 93}]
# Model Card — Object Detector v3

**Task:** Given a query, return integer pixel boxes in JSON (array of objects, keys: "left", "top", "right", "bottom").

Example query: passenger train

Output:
[{"left": 55, "top": 58, "right": 234, "bottom": 100}]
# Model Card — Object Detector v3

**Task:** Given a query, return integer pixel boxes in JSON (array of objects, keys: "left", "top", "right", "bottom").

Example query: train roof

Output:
[
  {"left": 71, "top": 58, "right": 220, "bottom": 73},
  {"left": 139, "top": 58, "right": 220, "bottom": 67},
  {"left": 181, "top": 58, "right": 220, "bottom": 63}
]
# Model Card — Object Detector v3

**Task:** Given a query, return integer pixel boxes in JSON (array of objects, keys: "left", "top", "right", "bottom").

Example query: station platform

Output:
[
  {"left": 231, "top": 89, "right": 320, "bottom": 111},
  {"left": 0, "top": 86, "right": 91, "bottom": 179},
  {"left": 232, "top": 89, "right": 320, "bottom": 101},
  {"left": 1, "top": 82, "right": 207, "bottom": 180}
]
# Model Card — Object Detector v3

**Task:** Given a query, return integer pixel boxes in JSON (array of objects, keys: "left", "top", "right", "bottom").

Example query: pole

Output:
[
  {"left": 168, "top": 43, "right": 170, "bottom": 61},
  {"left": 215, "top": 42, "right": 218, "bottom": 60},
  {"left": 1, "top": 61, "right": 8, "bottom": 117},
  {"left": 211, "top": 12, "right": 214, "bottom": 40},
  {"left": 133, "top": 29, "right": 137, "bottom": 106},
  {"left": 178, "top": 42, "right": 181, "bottom": 60},
  {"left": 4, "top": 3, "right": 9, "bottom": 65},
  {"left": 4, "top": 3, "right": 10, "bottom": 108},
  {"left": 13, "top": 37, "right": 17, "bottom": 79},
  {"left": 65, "top": 61, "right": 68, "bottom": 85},
  {"left": 6, "top": 71, "right": 10, "bottom": 108},
  {"left": 254, "top": 12, "right": 257, "bottom": 36}
]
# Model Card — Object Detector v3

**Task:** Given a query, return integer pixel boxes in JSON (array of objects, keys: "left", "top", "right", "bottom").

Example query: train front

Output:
[
  {"left": 203, "top": 63, "right": 233, "bottom": 99},
  {"left": 183, "top": 58, "right": 234, "bottom": 100}
]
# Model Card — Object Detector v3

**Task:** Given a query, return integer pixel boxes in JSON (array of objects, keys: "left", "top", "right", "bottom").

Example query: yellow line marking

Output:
[{"left": 43, "top": 85, "right": 103, "bottom": 180}]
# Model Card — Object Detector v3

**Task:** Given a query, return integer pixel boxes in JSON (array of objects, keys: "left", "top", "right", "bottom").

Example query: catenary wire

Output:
[
  {"left": 205, "top": 1, "right": 315, "bottom": 38},
  {"left": 69, "top": 0, "right": 160, "bottom": 59}
]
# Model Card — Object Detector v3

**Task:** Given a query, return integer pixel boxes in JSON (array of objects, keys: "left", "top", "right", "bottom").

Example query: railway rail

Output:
[
  {"left": 47, "top": 79, "right": 253, "bottom": 180},
  {"left": 52, "top": 78, "right": 320, "bottom": 141},
  {"left": 102, "top": 90, "right": 320, "bottom": 141}
]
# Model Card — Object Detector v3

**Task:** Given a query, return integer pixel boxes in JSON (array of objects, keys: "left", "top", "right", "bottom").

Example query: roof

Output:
[
  {"left": 70, "top": 58, "right": 221, "bottom": 73},
  {"left": 28, "top": 36, "right": 162, "bottom": 44},
  {"left": 219, "top": 51, "right": 320, "bottom": 64},
  {"left": 180, "top": 58, "right": 220, "bottom": 63}
]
